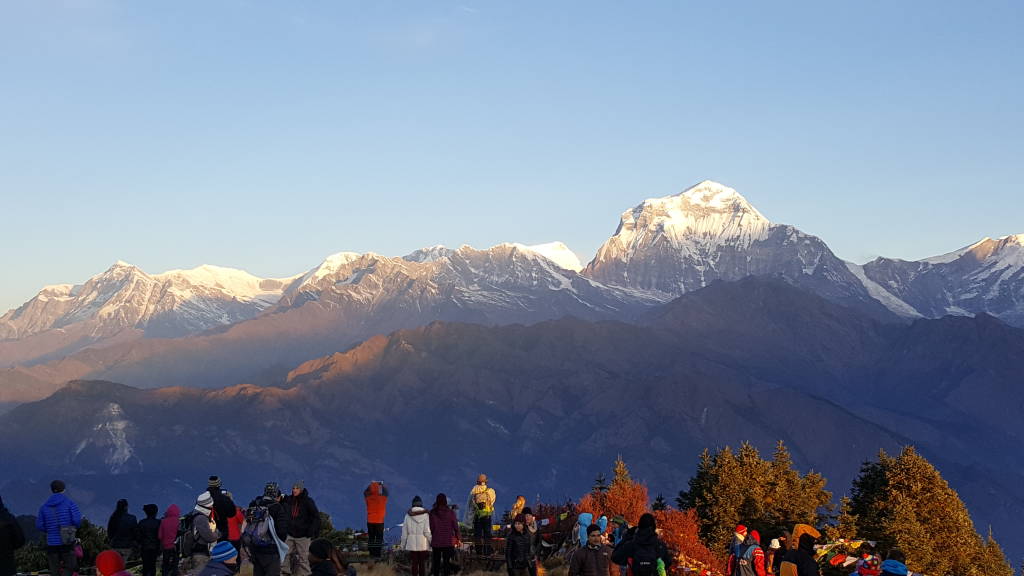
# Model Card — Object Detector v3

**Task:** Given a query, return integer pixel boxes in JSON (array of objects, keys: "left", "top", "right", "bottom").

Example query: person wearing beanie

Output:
[
  {"left": 611, "top": 514, "right": 672, "bottom": 576},
  {"left": 107, "top": 499, "right": 139, "bottom": 562},
  {"left": 568, "top": 524, "right": 613, "bottom": 576},
  {"left": 428, "top": 494, "right": 460, "bottom": 576},
  {"left": 157, "top": 504, "right": 181, "bottom": 576},
  {"left": 187, "top": 492, "right": 221, "bottom": 575},
  {"left": 206, "top": 477, "right": 237, "bottom": 544},
  {"left": 363, "top": 481, "right": 389, "bottom": 560},
  {"left": 401, "top": 496, "right": 432, "bottom": 576},
  {"left": 1, "top": 495, "right": 27, "bottom": 576},
  {"left": 505, "top": 515, "right": 533, "bottom": 576},
  {"left": 522, "top": 507, "right": 541, "bottom": 576},
  {"left": 246, "top": 482, "right": 291, "bottom": 576},
  {"left": 97, "top": 549, "right": 133, "bottom": 576},
  {"left": 465, "top": 474, "right": 496, "bottom": 556},
  {"left": 197, "top": 541, "right": 239, "bottom": 576},
  {"left": 138, "top": 504, "right": 162, "bottom": 576},
  {"left": 308, "top": 539, "right": 340, "bottom": 576},
  {"left": 727, "top": 524, "right": 749, "bottom": 575},
  {"left": 282, "top": 482, "right": 320, "bottom": 576},
  {"left": 730, "top": 528, "right": 766, "bottom": 576},
  {"left": 36, "top": 480, "right": 82, "bottom": 576},
  {"left": 780, "top": 533, "right": 820, "bottom": 576},
  {"left": 608, "top": 516, "right": 629, "bottom": 576}
]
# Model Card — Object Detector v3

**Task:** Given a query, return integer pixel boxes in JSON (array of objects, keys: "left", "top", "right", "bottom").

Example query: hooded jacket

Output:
[
  {"left": 158, "top": 505, "right": 181, "bottom": 551},
  {"left": 284, "top": 489, "right": 320, "bottom": 539},
  {"left": 1, "top": 498, "right": 26, "bottom": 576},
  {"left": 36, "top": 493, "right": 82, "bottom": 547},
  {"left": 611, "top": 528, "right": 673, "bottom": 571},
  {"left": 879, "top": 560, "right": 907, "bottom": 576},
  {"left": 401, "top": 507, "right": 432, "bottom": 552},
  {"left": 364, "top": 483, "right": 388, "bottom": 525},
  {"left": 428, "top": 505, "right": 460, "bottom": 548}
]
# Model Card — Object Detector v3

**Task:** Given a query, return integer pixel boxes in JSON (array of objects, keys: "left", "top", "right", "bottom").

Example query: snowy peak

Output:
[{"left": 521, "top": 242, "right": 583, "bottom": 272}]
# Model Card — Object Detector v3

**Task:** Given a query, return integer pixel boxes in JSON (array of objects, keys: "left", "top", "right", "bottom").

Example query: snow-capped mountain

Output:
[
  {"left": 859, "top": 234, "right": 1024, "bottom": 326},
  {"left": 581, "top": 180, "right": 895, "bottom": 319},
  {"left": 277, "top": 242, "right": 658, "bottom": 320},
  {"left": 0, "top": 262, "right": 299, "bottom": 365}
]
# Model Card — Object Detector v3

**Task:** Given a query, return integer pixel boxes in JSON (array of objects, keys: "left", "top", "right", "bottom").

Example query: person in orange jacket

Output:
[{"left": 364, "top": 482, "right": 388, "bottom": 559}]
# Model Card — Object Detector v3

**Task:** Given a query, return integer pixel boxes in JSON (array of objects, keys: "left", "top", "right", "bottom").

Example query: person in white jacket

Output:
[{"left": 401, "top": 496, "right": 432, "bottom": 576}]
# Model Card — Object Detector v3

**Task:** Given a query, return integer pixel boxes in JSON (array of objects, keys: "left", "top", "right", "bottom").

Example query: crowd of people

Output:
[{"left": 0, "top": 475, "right": 917, "bottom": 576}]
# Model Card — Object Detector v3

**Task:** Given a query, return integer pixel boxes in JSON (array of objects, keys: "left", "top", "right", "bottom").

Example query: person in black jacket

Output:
[
  {"left": 505, "top": 516, "right": 532, "bottom": 576},
  {"left": 247, "top": 483, "right": 291, "bottom": 576},
  {"left": 206, "top": 477, "right": 237, "bottom": 543},
  {"left": 611, "top": 514, "right": 673, "bottom": 576},
  {"left": 107, "top": 499, "right": 139, "bottom": 561},
  {"left": 138, "top": 504, "right": 162, "bottom": 576},
  {"left": 1, "top": 495, "right": 27, "bottom": 576},
  {"left": 282, "top": 482, "right": 320, "bottom": 576}
]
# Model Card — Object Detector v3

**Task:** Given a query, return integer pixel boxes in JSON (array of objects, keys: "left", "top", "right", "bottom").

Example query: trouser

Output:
[
  {"left": 472, "top": 516, "right": 492, "bottom": 555},
  {"left": 161, "top": 549, "right": 179, "bottom": 576},
  {"left": 252, "top": 549, "right": 283, "bottom": 576},
  {"left": 46, "top": 545, "right": 76, "bottom": 576},
  {"left": 115, "top": 548, "right": 135, "bottom": 563},
  {"left": 409, "top": 551, "right": 429, "bottom": 576},
  {"left": 367, "top": 523, "right": 384, "bottom": 559},
  {"left": 142, "top": 549, "right": 160, "bottom": 576},
  {"left": 528, "top": 559, "right": 538, "bottom": 576},
  {"left": 282, "top": 536, "right": 311, "bottom": 576},
  {"left": 431, "top": 546, "right": 455, "bottom": 576}
]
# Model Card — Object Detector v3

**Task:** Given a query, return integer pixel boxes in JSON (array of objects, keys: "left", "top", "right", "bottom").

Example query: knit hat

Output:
[
  {"left": 522, "top": 507, "right": 533, "bottom": 516},
  {"left": 750, "top": 530, "right": 761, "bottom": 544},
  {"left": 586, "top": 523, "right": 602, "bottom": 535},
  {"left": 50, "top": 480, "right": 66, "bottom": 493},
  {"left": 264, "top": 482, "right": 281, "bottom": 499},
  {"left": 638, "top": 513, "right": 656, "bottom": 531},
  {"left": 293, "top": 480, "right": 305, "bottom": 490},
  {"left": 208, "top": 476, "right": 222, "bottom": 489},
  {"left": 612, "top": 516, "right": 627, "bottom": 526},
  {"left": 196, "top": 491, "right": 214, "bottom": 512},
  {"left": 96, "top": 550, "right": 126, "bottom": 576},
  {"left": 769, "top": 539, "right": 781, "bottom": 550},
  {"left": 309, "top": 538, "right": 334, "bottom": 561},
  {"left": 735, "top": 524, "right": 748, "bottom": 536},
  {"left": 412, "top": 496, "right": 423, "bottom": 507},
  {"left": 210, "top": 541, "right": 238, "bottom": 562}
]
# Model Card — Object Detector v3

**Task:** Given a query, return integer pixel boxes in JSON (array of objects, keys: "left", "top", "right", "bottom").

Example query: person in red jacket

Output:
[
  {"left": 223, "top": 495, "right": 245, "bottom": 556},
  {"left": 157, "top": 504, "right": 180, "bottom": 576},
  {"left": 363, "top": 482, "right": 388, "bottom": 560}
]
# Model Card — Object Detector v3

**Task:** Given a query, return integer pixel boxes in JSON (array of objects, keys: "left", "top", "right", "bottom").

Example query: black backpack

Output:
[
  {"left": 174, "top": 512, "right": 200, "bottom": 558},
  {"left": 631, "top": 541, "right": 659, "bottom": 576}
]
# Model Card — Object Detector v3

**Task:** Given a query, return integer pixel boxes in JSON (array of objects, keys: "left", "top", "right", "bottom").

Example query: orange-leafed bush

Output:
[{"left": 652, "top": 508, "right": 727, "bottom": 575}]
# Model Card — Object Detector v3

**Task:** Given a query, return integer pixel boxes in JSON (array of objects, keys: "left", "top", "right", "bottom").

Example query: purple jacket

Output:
[{"left": 429, "top": 507, "right": 460, "bottom": 548}]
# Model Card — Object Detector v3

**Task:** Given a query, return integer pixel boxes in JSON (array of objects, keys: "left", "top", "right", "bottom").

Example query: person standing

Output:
[
  {"left": 36, "top": 480, "right": 82, "bottom": 576},
  {"left": 505, "top": 516, "right": 532, "bottom": 576},
  {"left": 206, "top": 477, "right": 237, "bottom": 543},
  {"left": 464, "top": 474, "right": 496, "bottom": 555},
  {"left": 187, "top": 492, "right": 221, "bottom": 576},
  {"left": 568, "top": 524, "right": 613, "bottom": 576},
  {"left": 246, "top": 482, "right": 291, "bottom": 576},
  {"left": 364, "top": 481, "right": 388, "bottom": 560},
  {"left": 223, "top": 494, "right": 245, "bottom": 556},
  {"left": 282, "top": 482, "right": 320, "bottom": 576},
  {"left": 157, "top": 504, "right": 181, "bottom": 576},
  {"left": 138, "top": 504, "right": 162, "bottom": 576},
  {"left": 108, "top": 499, "right": 140, "bottom": 562},
  {"left": 611, "top": 514, "right": 673, "bottom": 576},
  {"left": 401, "top": 496, "right": 432, "bottom": 576},
  {"left": 522, "top": 508, "right": 540, "bottom": 576},
  {"left": 0, "top": 495, "right": 26, "bottom": 576},
  {"left": 428, "top": 494, "right": 460, "bottom": 576}
]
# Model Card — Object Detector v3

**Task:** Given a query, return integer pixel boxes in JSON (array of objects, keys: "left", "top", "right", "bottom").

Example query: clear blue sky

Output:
[{"left": 2, "top": 1, "right": 1022, "bottom": 312}]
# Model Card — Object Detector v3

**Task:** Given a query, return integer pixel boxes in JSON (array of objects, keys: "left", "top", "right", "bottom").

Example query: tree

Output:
[
  {"left": 593, "top": 473, "right": 609, "bottom": 494},
  {"left": 652, "top": 508, "right": 727, "bottom": 575},
  {"left": 845, "top": 446, "right": 1012, "bottom": 576},
  {"left": 680, "top": 441, "right": 832, "bottom": 553},
  {"left": 652, "top": 494, "right": 667, "bottom": 511},
  {"left": 579, "top": 458, "right": 649, "bottom": 525}
]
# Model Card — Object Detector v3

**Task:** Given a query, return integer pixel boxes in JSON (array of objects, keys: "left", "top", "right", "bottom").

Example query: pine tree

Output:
[
  {"left": 593, "top": 473, "right": 609, "bottom": 494},
  {"left": 653, "top": 493, "right": 667, "bottom": 511},
  {"left": 847, "top": 446, "right": 1013, "bottom": 576},
  {"left": 613, "top": 455, "right": 632, "bottom": 484}
]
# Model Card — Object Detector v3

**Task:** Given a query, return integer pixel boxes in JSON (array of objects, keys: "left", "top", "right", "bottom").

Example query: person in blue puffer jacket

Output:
[
  {"left": 879, "top": 550, "right": 908, "bottom": 576},
  {"left": 36, "top": 480, "right": 82, "bottom": 576}
]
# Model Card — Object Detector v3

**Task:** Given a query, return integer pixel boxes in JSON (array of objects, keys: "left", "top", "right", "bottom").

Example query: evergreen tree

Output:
[
  {"left": 846, "top": 446, "right": 1013, "bottom": 576},
  {"left": 681, "top": 441, "right": 832, "bottom": 553},
  {"left": 593, "top": 473, "right": 609, "bottom": 494},
  {"left": 653, "top": 493, "right": 667, "bottom": 511}
]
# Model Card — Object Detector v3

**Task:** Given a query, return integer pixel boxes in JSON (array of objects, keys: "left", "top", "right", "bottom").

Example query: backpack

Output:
[
  {"left": 242, "top": 504, "right": 275, "bottom": 549},
  {"left": 472, "top": 489, "right": 491, "bottom": 518},
  {"left": 631, "top": 541, "right": 659, "bottom": 576},
  {"left": 175, "top": 512, "right": 200, "bottom": 558}
]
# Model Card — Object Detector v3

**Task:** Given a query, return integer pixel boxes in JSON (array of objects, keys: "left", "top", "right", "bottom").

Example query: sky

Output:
[{"left": 1, "top": 0, "right": 1022, "bottom": 312}]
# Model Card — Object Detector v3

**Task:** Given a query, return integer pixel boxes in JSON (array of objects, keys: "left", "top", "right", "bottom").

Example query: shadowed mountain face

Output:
[{"left": 1, "top": 278, "right": 1022, "bottom": 559}]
